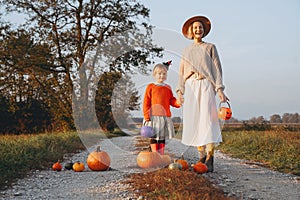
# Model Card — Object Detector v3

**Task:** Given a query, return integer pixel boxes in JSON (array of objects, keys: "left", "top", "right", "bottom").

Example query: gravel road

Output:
[{"left": 1, "top": 135, "right": 299, "bottom": 200}]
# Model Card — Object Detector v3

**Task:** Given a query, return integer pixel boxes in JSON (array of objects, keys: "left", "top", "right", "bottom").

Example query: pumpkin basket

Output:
[{"left": 218, "top": 101, "right": 232, "bottom": 120}]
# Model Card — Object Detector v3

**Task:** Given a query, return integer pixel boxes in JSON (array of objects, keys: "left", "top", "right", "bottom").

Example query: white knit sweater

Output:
[{"left": 176, "top": 42, "right": 225, "bottom": 94}]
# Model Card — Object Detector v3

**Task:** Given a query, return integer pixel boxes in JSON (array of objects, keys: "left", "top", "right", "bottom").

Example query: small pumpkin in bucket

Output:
[{"left": 218, "top": 101, "right": 232, "bottom": 120}]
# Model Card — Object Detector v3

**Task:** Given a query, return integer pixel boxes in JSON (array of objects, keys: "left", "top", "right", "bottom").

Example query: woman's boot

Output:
[
  {"left": 197, "top": 146, "right": 206, "bottom": 163},
  {"left": 205, "top": 143, "right": 214, "bottom": 172}
]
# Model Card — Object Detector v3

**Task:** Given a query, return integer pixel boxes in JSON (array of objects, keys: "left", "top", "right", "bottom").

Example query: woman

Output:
[{"left": 176, "top": 16, "right": 229, "bottom": 172}]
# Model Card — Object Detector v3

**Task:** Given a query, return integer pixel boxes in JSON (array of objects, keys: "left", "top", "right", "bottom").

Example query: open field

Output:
[{"left": 218, "top": 130, "right": 300, "bottom": 175}]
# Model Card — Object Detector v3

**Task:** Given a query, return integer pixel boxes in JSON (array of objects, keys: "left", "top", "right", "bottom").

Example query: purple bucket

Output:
[{"left": 140, "top": 126, "right": 154, "bottom": 138}]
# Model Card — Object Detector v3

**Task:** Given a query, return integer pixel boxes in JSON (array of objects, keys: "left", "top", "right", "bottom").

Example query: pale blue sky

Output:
[
  {"left": 2, "top": 0, "right": 300, "bottom": 120},
  {"left": 136, "top": 0, "right": 300, "bottom": 120}
]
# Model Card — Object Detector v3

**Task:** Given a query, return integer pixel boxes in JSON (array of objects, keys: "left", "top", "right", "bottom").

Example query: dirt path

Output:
[
  {"left": 1, "top": 135, "right": 299, "bottom": 200},
  {"left": 204, "top": 151, "right": 300, "bottom": 200}
]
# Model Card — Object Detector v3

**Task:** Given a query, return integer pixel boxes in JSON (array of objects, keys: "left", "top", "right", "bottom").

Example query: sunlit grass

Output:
[
  {"left": 218, "top": 130, "right": 300, "bottom": 175},
  {"left": 0, "top": 129, "right": 129, "bottom": 190},
  {"left": 0, "top": 132, "right": 85, "bottom": 189}
]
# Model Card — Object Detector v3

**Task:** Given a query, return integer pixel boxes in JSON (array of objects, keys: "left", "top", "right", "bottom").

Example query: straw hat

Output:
[{"left": 182, "top": 16, "right": 211, "bottom": 39}]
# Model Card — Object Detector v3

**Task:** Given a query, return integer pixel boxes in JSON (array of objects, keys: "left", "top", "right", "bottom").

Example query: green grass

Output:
[
  {"left": 0, "top": 129, "right": 127, "bottom": 190},
  {"left": 218, "top": 130, "right": 300, "bottom": 175},
  {"left": 0, "top": 132, "right": 85, "bottom": 189}
]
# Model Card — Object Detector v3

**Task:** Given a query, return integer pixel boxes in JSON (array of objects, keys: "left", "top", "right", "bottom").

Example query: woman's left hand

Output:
[{"left": 218, "top": 89, "right": 229, "bottom": 102}]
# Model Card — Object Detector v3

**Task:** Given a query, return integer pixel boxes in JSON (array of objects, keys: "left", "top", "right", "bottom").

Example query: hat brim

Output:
[{"left": 182, "top": 16, "right": 211, "bottom": 39}]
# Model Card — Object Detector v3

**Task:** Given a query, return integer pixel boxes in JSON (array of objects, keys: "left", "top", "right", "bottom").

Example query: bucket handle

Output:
[
  {"left": 143, "top": 120, "right": 152, "bottom": 127},
  {"left": 219, "top": 101, "right": 231, "bottom": 108}
]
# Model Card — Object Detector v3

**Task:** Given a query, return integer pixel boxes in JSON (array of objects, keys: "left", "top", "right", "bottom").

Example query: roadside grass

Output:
[
  {"left": 218, "top": 130, "right": 300, "bottom": 175},
  {"left": 0, "top": 130, "right": 125, "bottom": 190}
]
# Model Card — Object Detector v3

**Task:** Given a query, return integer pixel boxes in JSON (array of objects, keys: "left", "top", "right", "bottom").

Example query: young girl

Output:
[
  {"left": 143, "top": 61, "right": 180, "bottom": 155},
  {"left": 176, "top": 16, "right": 229, "bottom": 172}
]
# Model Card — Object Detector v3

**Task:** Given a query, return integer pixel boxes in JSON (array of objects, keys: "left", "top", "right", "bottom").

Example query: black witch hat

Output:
[{"left": 162, "top": 60, "right": 172, "bottom": 70}]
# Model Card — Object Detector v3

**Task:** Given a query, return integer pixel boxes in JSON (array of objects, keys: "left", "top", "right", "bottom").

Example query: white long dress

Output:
[{"left": 181, "top": 77, "right": 222, "bottom": 146}]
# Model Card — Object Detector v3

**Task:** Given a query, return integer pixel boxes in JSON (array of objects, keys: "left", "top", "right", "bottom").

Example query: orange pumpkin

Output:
[
  {"left": 73, "top": 161, "right": 85, "bottom": 172},
  {"left": 218, "top": 101, "right": 232, "bottom": 120},
  {"left": 52, "top": 160, "right": 62, "bottom": 171},
  {"left": 192, "top": 162, "right": 208, "bottom": 174},
  {"left": 87, "top": 146, "right": 111, "bottom": 171},
  {"left": 160, "top": 154, "right": 172, "bottom": 167},
  {"left": 176, "top": 154, "right": 189, "bottom": 170},
  {"left": 137, "top": 148, "right": 162, "bottom": 168}
]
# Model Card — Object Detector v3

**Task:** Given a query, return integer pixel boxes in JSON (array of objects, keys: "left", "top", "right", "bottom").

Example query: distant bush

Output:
[{"left": 242, "top": 121, "right": 272, "bottom": 131}]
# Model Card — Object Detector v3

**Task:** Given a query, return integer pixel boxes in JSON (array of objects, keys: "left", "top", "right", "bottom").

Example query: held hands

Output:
[{"left": 176, "top": 92, "right": 184, "bottom": 105}]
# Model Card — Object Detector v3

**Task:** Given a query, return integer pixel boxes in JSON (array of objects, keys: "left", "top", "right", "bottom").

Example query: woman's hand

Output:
[
  {"left": 177, "top": 92, "right": 184, "bottom": 105},
  {"left": 218, "top": 89, "right": 229, "bottom": 102}
]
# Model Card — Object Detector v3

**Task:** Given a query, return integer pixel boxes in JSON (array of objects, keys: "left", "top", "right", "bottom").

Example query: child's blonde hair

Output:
[{"left": 152, "top": 63, "right": 168, "bottom": 76}]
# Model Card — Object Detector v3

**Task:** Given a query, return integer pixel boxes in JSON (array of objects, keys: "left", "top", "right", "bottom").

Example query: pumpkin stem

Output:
[
  {"left": 96, "top": 146, "right": 101, "bottom": 152},
  {"left": 180, "top": 153, "right": 185, "bottom": 160}
]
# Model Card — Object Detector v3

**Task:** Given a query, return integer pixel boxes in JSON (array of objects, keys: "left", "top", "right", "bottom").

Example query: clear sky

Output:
[
  {"left": 2, "top": 0, "right": 300, "bottom": 120},
  {"left": 134, "top": 0, "right": 300, "bottom": 120}
]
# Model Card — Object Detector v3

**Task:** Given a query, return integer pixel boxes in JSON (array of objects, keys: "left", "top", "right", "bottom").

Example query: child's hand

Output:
[{"left": 144, "top": 120, "right": 151, "bottom": 127}]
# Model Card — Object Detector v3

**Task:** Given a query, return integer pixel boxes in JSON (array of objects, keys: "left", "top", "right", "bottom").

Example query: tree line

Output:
[
  {"left": 0, "top": 0, "right": 162, "bottom": 134},
  {"left": 132, "top": 112, "right": 300, "bottom": 125},
  {"left": 248, "top": 113, "right": 300, "bottom": 124}
]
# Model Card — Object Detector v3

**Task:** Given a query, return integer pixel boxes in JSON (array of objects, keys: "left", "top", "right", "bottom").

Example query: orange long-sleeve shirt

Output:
[{"left": 143, "top": 83, "right": 180, "bottom": 120}]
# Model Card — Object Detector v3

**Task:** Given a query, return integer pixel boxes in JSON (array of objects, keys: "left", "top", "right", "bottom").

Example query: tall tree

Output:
[
  {"left": 0, "top": 25, "right": 72, "bottom": 131},
  {"left": 1, "top": 0, "right": 162, "bottom": 131}
]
